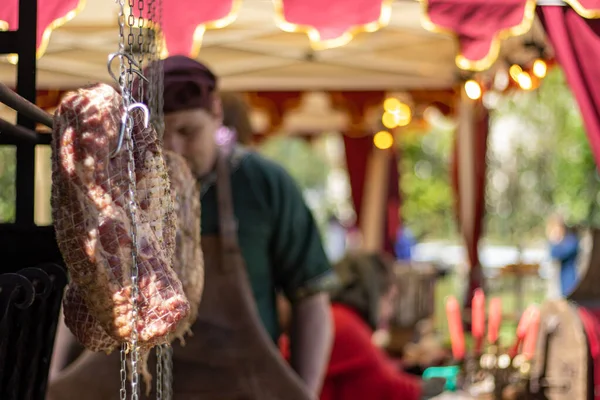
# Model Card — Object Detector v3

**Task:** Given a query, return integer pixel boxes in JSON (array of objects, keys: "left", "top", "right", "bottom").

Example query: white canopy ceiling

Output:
[{"left": 0, "top": 0, "right": 549, "bottom": 91}]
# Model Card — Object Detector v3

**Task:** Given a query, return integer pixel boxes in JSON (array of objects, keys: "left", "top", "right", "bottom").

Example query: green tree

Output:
[
  {"left": 399, "top": 127, "right": 457, "bottom": 241},
  {"left": 259, "top": 136, "right": 330, "bottom": 191},
  {"left": 486, "top": 67, "right": 600, "bottom": 244}
]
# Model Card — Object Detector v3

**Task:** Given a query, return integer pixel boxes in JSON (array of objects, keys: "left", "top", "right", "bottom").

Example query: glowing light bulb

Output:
[
  {"left": 517, "top": 72, "right": 533, "bottom": 90},
  {"left": 382, "top": 111, "right": 400, "bottom": 129},
  {"left": 397, "top": 113, "right": 412, "bottom": 127},
  {"left": 464, "top": 80, "right": 482, "bottom": 100},
  {"left": 398, "top": 103, "right": 411, "bottom": 118},
  {"left": 509, "top": 64, "right": 523, "bottom": 82},
  {"left": 383, "top": 98, "right": 401, "bottom": 112},
  {"left": 373, "top": 131, "right": 394, "bottom": 150},
  {"left": 532, "top": 59, "right": 547, "bottom": 78}
]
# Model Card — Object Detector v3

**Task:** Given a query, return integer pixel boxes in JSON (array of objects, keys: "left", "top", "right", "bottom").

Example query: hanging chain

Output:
[
  {"left": 163, "top": 344, "right": 173, "bottom": 400},
  {"left": 115, "top": 0, "right": 144, "bottom": 398},
  {"left": 116, "top": 0, "right": 132, "bottom": 395},
  {"left": 156, "top": 344, "right": 163, "bottom": 400},
  {"left": 155, "top": 0, "right": 171, "bottom": 396},
  {"left": 156, "top": 0, "right": 165, "bottom": 141},
  {"left": 114, "top": 0, "right": 168, "bottom": 398}
]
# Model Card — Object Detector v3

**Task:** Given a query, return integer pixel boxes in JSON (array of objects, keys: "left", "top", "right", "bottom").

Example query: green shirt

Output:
[{"left": 200, "top": 147, "right": 337, "bottom": 341}]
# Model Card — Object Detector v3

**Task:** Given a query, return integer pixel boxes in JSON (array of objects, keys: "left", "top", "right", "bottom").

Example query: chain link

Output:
[
  {"left": 116, "top": 0, "right": 133, "bottom": 395},
  {"left": 163, "top": 344, "right": 173, "bottom": 400},
  {"left": 155, "top": 4, "right": 170, "bottom": 397},
  {"left": 156, "top": 344, "right": 163, "bottom": 400},
  {"left": 125, "top": 114, "right": 140, "bottom": 400},
  {"left": 120, "top": 343, "right": 127, "bottom": 400},
  {"left": 114, "top": 0, "right": 168, "bottom": 398}
]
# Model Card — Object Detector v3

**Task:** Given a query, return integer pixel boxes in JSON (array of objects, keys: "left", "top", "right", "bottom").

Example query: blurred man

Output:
[{"left": 160, "top": 55, "right": 336, "bottom": 396}]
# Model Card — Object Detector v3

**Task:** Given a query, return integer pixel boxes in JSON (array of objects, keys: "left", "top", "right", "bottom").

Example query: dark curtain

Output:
[
  {"left": 539, "top": 6, "right": 600, "bottom": 167},
  {"left": 451, "top": 96, "right": 489, "bottom": 306},
  {"left": 343, "top": 135, "right": 401, "bottom": 257}
]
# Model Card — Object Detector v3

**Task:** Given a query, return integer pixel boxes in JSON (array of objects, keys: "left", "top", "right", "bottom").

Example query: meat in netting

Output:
[
  {"left": 51, "top": 83, "right": 190, "bottom": 348},
  {"left": 60, "top": 151, "right": 204, "bottom": 353}
]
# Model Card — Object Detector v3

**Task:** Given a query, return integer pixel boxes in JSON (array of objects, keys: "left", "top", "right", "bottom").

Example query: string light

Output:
[
  {"left": 464, "top": 80, "right": 482, "bottom": 100},
  {"left": 532, "top": 59, "right": 547, "bottom": 78},
  {"left": 509, "top": 65, "right": 523, "bottom": 82},
  {"left": 383, "top": 98, "right": 401, "bottom": 112},
  {"left": 382, "top": 99, "right": 412, "bottom": 128},
  {"left": 373, "top": 131, "right": 394, "bottom": 150},
  {"left": 382, "top": 111, "right": 398, "bottom": 129},
  {"left": 517, "top": 71, "right": 533, "bottom": 90}
]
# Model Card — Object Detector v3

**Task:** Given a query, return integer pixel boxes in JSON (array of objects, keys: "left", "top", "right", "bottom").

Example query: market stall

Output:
[{"left": 2, "top": 0, "right": 600, "bottom": 399}]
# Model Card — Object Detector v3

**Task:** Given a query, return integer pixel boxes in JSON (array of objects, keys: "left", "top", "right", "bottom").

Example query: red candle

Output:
[
  {"left": 509, "top": 306, "right": 535, "bottom": 357},
  {"left": 471, "top": 289, "right": 485, "bottom": 352},
  {"left": 516, "top": 306, "right": 535, "bottom": 339},
  {"left": 522, "top": 308, "right": 541, "bottom": 361},
  {"left": 487, "top": 297, "right": 502, "bottom": 345},
  {"left": 446, "top": 296, "right": 465, "bottom": 360}
]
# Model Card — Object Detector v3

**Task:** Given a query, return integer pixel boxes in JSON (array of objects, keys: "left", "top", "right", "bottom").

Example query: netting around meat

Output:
[
  {"left": 52, "top": 83, "right": 189, "bottom": 348},
  {"left": 63, "top": 284, "right": 119, "bottom": 353},
  {"left": 163, "top": 151, "right": 204, "bottom": 343}
]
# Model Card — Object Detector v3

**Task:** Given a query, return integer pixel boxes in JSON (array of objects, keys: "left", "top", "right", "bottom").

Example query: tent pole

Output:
[{"left": 536, "top": 0, "right": 567, "bottom": 5}]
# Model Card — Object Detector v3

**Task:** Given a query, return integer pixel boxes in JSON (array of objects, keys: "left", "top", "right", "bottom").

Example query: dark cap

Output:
[{"left": 143, "top": 55, "right": 218, "bottom": 114}]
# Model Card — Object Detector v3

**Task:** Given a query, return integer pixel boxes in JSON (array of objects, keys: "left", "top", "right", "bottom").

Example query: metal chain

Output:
[
  {"left": 115, "top": 1, "right": 168, "bottom": 399},
  {"left": 115, "top": 0, "right": 143, "bottom": 398},
  {"left": 115, "top": 0, "right": 131, "bottom": 396},
  {"left": 163, "top": 344, "right": 173, "bottom": 400},
  {"left": 136, "top": 0, "right": 145, "bottom": 102},
  {"left": 146, "top": 0, "right": 156, "bottom": 134},
  {"left": 156, "top": 344, "right": 163, "bottom": 400},
  {"left": 124, "top": 113, "right": 141, "bottom": 400},
  {"left": 156, "top": 0, "right": 165, "bottom": 141},
  {"left": 125, "top": 1, "right": 141, "bottom": 395},
  {"left": 155, "top": 2, "right": 170, "bottom": 397},
  {"left": 120, "top": 342, "right": 127, "bottom": 400}
]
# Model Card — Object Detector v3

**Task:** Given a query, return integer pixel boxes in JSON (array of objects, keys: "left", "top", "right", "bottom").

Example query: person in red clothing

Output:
[{"left": 279, "top": 252, "right": 445, "bottom": 400}]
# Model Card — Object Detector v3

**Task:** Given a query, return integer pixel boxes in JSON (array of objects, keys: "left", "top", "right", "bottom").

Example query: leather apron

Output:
[{"left": 47, "top": 154, "right": 312, "bottom": 400}]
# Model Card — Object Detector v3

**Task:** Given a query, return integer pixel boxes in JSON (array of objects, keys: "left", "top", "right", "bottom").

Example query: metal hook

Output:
[
  {"left": 110, "top": 103, "right": 150, "bottom": 158},
  {"left": 107, "top": 52, "right": 149, "bottom": 87}
]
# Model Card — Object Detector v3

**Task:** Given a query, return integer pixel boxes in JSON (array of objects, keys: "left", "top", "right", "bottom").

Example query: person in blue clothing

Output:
[
  {"left": 546, "top": 214, "right": 580, "bottom": 297},
  {"left": 395, "top": 226, "right": 416, "bottom": 262}
]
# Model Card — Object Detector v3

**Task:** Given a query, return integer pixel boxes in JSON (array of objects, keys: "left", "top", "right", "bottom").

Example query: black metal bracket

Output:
[{"left": 0, "top": 0, "right": 40, "bottom": 226}]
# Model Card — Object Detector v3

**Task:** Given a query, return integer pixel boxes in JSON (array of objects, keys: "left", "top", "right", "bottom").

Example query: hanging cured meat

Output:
[{"left": 51, "top": 83, "right": 191, "bottom": 349}]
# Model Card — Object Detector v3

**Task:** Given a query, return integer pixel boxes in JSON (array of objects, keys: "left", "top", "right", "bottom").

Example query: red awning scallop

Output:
[
  {"left": 0, "top": 0, "right": 83, "bottom": 58},
  {"left": 564, "top": 0, "right": 600, "bottom": 18},
  {"left": 155, "top": 0, "right": 241, "bottom": 58},
  {"left": 273, "top": 0, "right": 393, "bottom": 50},
  {"left": 420, "top": 0, "right": 536, "bottom": 71},
  {"left": 130, "top": 0, "right": 241, "bottom": 59}
]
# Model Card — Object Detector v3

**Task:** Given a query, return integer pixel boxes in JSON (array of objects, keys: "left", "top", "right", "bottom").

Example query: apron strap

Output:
[{"left": 215, "top": 150, "right": 240, "bottom": 271}]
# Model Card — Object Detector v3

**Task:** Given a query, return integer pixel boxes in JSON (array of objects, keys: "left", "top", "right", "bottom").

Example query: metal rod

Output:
[
  {"left": 0, "top": 83, "right": 53, "bottom": 129},
  {"left": 536, "top": 0, "right": 567, "bottom": 5},
  {"left": 14, "top": 0, "right": 39, "bottom": 227},
  {"left": 0, "top": 118, "right": 39, "bottom": 143}
]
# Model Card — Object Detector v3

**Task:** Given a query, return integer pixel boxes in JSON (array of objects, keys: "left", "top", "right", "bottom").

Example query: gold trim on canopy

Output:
[
  {"left": 272, "top": 0, "right": 394, "bottom": 51},
  {"left": 419, "top": 0, "right": 537, "bottom": 71},
  {"left": 178, "top": 0, "right": 243, "bottom": 59},
  {"left": 0, "top": 0, "right": 86, "bottom": 62},
  {"left": 127, "top": 0, "right": 243, "bottom": 59},
  {"left": 563, "top": 0, "right": 600, "bottom": 19}
]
